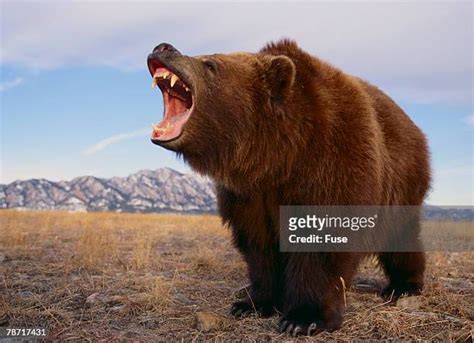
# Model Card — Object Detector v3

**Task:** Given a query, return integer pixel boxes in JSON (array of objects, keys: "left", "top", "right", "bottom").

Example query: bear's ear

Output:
[{"left": 263, "top": 55, "right": 296, "bottom": 102}]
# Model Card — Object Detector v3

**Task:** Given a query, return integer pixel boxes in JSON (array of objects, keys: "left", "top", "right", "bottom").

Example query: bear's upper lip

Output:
[
  {"left": 147, "top": 54, "right": 193, "bottom": 91},
  {"left": 147, "top": 57, "right": 194, "bottom": 144}
]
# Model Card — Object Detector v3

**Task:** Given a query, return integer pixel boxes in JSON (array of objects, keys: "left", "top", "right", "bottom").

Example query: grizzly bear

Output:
[{"left": 147, "top": 40, "right": 431, "bottom": 336}]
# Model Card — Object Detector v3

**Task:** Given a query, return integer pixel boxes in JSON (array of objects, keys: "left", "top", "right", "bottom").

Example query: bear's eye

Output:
[{"left": 203, "top": 60, "right": 217, "bottom": 73}]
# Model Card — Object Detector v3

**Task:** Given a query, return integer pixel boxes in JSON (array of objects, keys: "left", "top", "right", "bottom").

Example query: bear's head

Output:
[{"left": 147, "top": 41, "right": 311, "bottom": 190}]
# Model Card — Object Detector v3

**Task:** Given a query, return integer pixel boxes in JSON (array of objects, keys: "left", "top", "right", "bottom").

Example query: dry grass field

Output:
[{"left": 0, "top": 210, "right": 472, "bottom": 341}]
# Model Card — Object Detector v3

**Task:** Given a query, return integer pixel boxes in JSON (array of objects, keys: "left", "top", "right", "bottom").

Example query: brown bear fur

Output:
[{"left": 148, "top": 40, "right": 431, "bottom": 336}]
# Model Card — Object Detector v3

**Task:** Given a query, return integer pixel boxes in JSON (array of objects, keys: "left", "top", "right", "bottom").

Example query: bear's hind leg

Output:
[
  {"left": 378, "top": 251, "right": 425, "bottom": 300},
  {"left": 378, "top": 211, "right": 426, "bottom": 300}
]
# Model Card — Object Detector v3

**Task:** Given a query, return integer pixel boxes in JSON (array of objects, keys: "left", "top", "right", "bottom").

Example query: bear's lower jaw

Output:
[
  {"left": 151, "top": 94, "right": 193, "bottom": 143},
  {"left": 151, "top": 108, "right": 191, "bottom": 143}
]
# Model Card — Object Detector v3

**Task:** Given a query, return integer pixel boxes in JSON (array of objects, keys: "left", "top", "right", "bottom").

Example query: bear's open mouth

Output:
[{"left": 149, "top": 63, "right": 194, "bottom": 142}]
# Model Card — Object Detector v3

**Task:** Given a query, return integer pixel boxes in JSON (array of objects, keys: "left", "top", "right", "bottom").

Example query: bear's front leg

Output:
[
  {"left": 217, "top": 186, "right": 282, "bottom": 318},
  {"left": 279, "top": 252, "right": 359, "bottom": 336},
  {"left": 231, "top": 246, "right": 283, "bottom": 318}
]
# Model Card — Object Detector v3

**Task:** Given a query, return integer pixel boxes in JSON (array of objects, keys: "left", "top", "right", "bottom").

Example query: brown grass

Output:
[{"left": 0, "top": 210, "right": 472, "bottom": 341}]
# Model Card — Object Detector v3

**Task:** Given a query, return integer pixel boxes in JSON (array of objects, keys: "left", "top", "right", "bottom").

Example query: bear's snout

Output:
[{"left": 152, "top": 42, "right": 181, "bottom": 55}]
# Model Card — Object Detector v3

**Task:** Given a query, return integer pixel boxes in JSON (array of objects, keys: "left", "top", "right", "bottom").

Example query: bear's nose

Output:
[{"left": 152, "top": 43, "right": 180, "bottom": 55}]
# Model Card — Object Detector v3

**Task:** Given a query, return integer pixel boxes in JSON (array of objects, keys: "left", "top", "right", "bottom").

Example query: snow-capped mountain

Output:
[
  {"left": 0, "top": 168, "right": 217, "bottom": 213},
  {"left": 1, "top": 169, "right": 472, "bottom": 219}
]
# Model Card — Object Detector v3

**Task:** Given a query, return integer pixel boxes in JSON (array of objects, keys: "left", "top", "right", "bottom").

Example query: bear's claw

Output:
[
  {"left": 278, "top": 319, "right": 321, "bottom": 336},
  {"left": 307, "top": 323, "right": 319, "bottom": 335}
]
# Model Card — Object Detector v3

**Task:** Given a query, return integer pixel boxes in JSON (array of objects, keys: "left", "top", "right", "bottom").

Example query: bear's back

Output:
[{"left": 356, "top": 79, "right": 431, "bottom": 205}]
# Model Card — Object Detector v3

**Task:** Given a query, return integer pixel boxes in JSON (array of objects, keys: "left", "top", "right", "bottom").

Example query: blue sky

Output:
[{"left": 0, "top": 1, "right": 472, "bottom": 205}]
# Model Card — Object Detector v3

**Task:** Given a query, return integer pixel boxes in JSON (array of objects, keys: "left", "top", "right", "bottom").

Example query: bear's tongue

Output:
[{"left": 152, "top": 91, "right": 191, "bottom": 141}]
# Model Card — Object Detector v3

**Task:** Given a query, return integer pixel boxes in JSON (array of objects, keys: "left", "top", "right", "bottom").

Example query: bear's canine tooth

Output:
[
  {"left": 170, "top": 74, "right": 178, "bottom": 87},
  {"left": 151, "top": 78, "right": 157, "bottom": 88}
]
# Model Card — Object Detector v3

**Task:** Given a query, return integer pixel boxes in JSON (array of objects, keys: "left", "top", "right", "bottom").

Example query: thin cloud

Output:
[
  {"left": 82, "top": 128, "right": 149, "bottom": 156},
  {"left": 464, "top": 114, "right": 474, "bottom": 126},
  {"left": 1, "top": 2, "right": 472, "bottom": 104},
  {"left": 0, "top": 77, "right": 23, "bottom": 92}
]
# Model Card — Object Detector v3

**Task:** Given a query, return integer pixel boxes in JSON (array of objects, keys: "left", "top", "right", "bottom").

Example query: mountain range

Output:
[
  {"left": 0, "top": 168, "right": 472, "bottom": 219},
  {"left": 0, "top": 168, "right": 217, "bottom": 213}
]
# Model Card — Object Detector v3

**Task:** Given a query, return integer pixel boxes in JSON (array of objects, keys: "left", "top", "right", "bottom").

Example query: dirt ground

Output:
[{"left": 0, "top": 210, "right": 472, "bottom": 341}]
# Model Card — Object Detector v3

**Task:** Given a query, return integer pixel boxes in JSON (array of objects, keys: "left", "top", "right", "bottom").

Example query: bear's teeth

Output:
[
  {"left": 151, "top": 78, "right": 157, "bottom": 88},
  {"left": 152, "top": 124, "right": 166, "bottom": 132},
  {"left": 155, "top": 70, "right": 170, "bottom": 79},
  {"left": 170, "top": 74, "right": 178, "bottom": 87}
]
